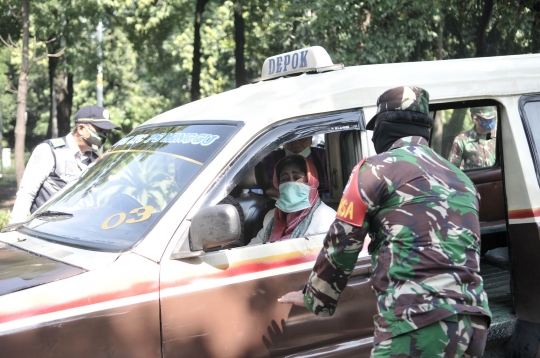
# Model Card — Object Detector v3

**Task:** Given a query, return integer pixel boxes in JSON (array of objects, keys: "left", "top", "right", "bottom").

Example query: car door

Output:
[
  {"left": 502, "top": 94, "right": 540, "bottom": 353},
  {"left": 159, "top": 110, "right": 377, "bottom": 358}
]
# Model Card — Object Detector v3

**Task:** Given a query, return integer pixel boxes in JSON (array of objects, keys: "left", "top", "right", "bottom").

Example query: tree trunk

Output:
[
  {"left": 47, "top": 53, "right": 59, "bottom": 138},
  {"left": 234, "top": 0, "right": 246, "bottom": 87},
  {"left": 443, "top": 108, "right": 468, "bottom": 157},
  {"left": 56, "top": 71, "right": 73, "bottom": 136},
  {"left": 437, "top": 12, "right": 444, "bottom": 60},
  {"left": 532, "top": 2, "right": 540, "bottom": 53},
  {"left": 14, "top": 0, "right": 30, "bottom": 187},
  {"left": 191, "top": 0, "right": 209, "bottom": 101},
  {"left": 475, "top": 0, "right": 493, "bottom": 57},
  {"left": 0, "top": 100, "right": 3, "bottom": 175}
]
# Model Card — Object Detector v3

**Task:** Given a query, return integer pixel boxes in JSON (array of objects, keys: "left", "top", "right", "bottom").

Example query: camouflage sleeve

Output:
[
  {"left": 303, "top": 159, "right": 386, "bottom": 316},
  {"left": 304, "top": 219, "right": 369, "bottom": 317},
  {"left": 448, "top": 137, "right": 464, "bottom": 168}
]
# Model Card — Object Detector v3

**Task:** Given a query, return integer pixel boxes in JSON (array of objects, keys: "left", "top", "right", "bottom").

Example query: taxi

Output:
[{"left": 1, "top": 47, "right": 540, "bottom": 357}]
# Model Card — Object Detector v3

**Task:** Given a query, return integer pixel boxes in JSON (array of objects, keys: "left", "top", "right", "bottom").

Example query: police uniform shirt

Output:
[{"left": 9, "top": 133, "right": 94, "bottom": 224}]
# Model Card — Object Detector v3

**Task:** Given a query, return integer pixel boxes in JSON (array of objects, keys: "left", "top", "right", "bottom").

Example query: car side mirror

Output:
[{"left": 190, "top": 204, "right": 241, "bottom": 251}]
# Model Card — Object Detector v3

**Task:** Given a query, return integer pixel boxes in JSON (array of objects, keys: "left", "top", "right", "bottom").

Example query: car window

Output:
[
  {"left": 340, "top": 130, "right": 361, "bottom": 187},
  {"left": 520, "top": 96, "right": 540, "bottom": 185},
  {"left": 182, "top": 110, "right": 363, "bottom": 253},
  {"left": 431, "top": 104, "right": 498, "bottom": 170},
  {"left": 21, "top": 124, "right": 239, "bottom": 252}
]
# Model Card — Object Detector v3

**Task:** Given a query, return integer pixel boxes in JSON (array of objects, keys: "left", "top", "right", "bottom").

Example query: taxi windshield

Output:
[{"left": 21, "top": 123, "right": 238, "bottom": 252}]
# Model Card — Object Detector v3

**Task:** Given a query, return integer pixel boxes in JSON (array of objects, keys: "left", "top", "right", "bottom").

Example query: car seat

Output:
[{"left": 222, "top": 162, "right": 276, "bottom": 248}]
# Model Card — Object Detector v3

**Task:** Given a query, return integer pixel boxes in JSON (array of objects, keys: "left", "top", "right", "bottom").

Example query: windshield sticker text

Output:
[
  {"left": 115, "top": 132, "right": 220, "bottom": 147},
  {"left": 101, "top": 206, "right": 154, "bottom": 230}
]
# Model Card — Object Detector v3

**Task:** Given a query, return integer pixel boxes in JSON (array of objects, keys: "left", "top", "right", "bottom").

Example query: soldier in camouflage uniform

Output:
[
  {"left": 448, "top": 107, "right": 497, "bottom": 170},
  {"left": 279, "top": 87, "right": 491, "bottom": 357}
]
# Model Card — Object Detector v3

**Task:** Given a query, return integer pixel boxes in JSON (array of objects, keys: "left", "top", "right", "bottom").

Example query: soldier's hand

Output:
[{"left": 277, "top": 290, "right": 305, "bottom": 307}]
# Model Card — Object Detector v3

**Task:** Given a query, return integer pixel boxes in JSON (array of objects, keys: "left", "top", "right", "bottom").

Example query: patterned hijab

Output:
[{"left": 268, "top": 154, "right": 320, "bottom": 242}]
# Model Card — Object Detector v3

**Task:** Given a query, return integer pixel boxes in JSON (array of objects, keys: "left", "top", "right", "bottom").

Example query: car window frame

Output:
[
  {"left": 172, "top": 109, "right": 365, "bottom": 258},
  {"left": 429, "top": 99, "right": 502, "bottom": 171},
  {"left": 518, "top": 94, "right": 540, "bottom": 187}
]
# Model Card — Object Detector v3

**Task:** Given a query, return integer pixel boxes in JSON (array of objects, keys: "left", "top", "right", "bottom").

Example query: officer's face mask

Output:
[
  {"left": 479, "top": 117, "right": 496, "bottom": 131},
  {"left": 275, "top": 182, "right": 311, "bottom": 213},
  {"left": 81, "top": 124, "right": 107, "bottom": 152}
]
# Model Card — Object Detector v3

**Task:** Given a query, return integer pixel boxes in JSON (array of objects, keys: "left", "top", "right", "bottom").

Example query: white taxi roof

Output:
[{"left": 143, "top": 53, "right": 540, "bottom": 132}]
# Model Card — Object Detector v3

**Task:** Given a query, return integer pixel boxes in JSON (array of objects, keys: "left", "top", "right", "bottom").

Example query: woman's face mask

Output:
[
  {"left": 81, "top": 124, "right": 107, "bottom": 152},
  {"left": 275, "top": 182, "right": 311, "bottom": 213}
]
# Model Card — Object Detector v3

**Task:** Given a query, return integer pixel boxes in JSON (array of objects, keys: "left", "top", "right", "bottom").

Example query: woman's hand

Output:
[{"left": 277, "top": 290, "right": 305, "bottom": 307}]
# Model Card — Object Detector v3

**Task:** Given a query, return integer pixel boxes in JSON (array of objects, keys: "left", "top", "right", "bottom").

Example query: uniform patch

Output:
[
  {"left": 49, "top": 138, "right": 66, "bottom": 148},
  {"left": 336, "top": 158, "right": 368, "bottom": 226},
  {"left": 65, "top": 161, "right": 79, "bottom": 176},
  {"left": 30, "top": 152, "right": 43, "bottom": 165}
]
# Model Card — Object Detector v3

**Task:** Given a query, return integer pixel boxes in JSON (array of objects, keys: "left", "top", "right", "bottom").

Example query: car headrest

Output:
[{"left": 237, "top": 162, "right": 268, "bottom": 190}]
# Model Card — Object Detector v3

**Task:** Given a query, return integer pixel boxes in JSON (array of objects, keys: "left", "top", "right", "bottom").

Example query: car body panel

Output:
[
  {"left": 0, "top": 253, "right": 161, "bottom": 357},
  {"left": 143, "top": 54, "right": 540, "bottom": 131},
  {"left": 160, "top": 234, "right": 376, "bottom": 357},
  {"left": 0, "top": 242, "right": 86, "bottom": 296}
]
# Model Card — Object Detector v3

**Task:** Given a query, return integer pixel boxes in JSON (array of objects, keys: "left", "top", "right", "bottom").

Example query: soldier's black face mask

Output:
[{"left": 371, "top": 120, "right": 431, "bottom": 154}]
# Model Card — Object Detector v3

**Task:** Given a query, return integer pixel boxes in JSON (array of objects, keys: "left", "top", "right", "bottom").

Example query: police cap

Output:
[{"left": 74, "top": 106, "right": 121, "bottom": 130}]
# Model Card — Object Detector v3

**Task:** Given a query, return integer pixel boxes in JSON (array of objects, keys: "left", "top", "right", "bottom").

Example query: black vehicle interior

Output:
[
  {"left": 231, "top": 162, "right": 276, "bottom": 246},
  {"left": 430, "top": 100, "right": 508, "bottom": 259}
]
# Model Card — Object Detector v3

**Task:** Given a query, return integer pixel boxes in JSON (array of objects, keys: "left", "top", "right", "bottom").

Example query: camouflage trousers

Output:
[{"left": 371, "top": 314, "right": 488, "bottom": 358}]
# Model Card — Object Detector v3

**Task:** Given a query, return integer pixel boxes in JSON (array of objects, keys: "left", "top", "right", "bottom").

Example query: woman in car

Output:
[{"left": 249, "top": 154, "right": 336, "bottom": 245}]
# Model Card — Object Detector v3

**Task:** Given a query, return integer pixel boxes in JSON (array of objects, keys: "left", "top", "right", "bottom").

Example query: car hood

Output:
[{"left": 0, "top": 242, "right": 86, "bottom": 296}]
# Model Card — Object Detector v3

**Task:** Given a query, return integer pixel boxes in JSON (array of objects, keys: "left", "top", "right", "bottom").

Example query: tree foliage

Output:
[{"left": 0, "top": 0, "right": 539, "bottom": 157}]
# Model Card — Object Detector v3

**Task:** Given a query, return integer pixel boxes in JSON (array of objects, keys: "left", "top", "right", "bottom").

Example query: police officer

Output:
[
  {"left": 9, "top": 106, "right": 120, "bottom": 224},
  {"left": 448, "top": 106, "right": 497, "bottom": 169},
  {"left": 279, "top": 87, "right": 491, "bottom": 357}
]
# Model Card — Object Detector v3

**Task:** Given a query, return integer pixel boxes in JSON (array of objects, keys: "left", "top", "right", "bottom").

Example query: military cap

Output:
[
  {"left": 74, "top": 105, "right": 120, "bottom": 130},
  {"left": 366, "top": 86, "right": 431, "bottom": 130},
  {"left": 471, "top": 106, "right": 496, "bottom": 120}
]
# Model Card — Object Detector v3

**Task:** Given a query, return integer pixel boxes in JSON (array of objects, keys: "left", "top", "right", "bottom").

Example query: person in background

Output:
[
  {"left": 448, "top": 106, "right": 497, "bottom": 169},
  {"left": 249, "top": 154, "right": 335, "bottom": 245},
  {"left": 9, "top": 106, "right": 120, "bottom": 224},
  {"left": 262, "top": 136, "right": 329, "bottom": 198},
  {"left": 279, "top": 86, "right": 491, "bottom": 357}
]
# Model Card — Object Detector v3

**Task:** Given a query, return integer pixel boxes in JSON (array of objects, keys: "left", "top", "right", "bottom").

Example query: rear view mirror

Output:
[{"left": 190, "top": 204, "right": 241, "bottom": 251}]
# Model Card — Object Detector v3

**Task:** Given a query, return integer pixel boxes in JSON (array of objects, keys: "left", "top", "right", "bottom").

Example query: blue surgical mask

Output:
[
  {"left": 275, "top": 182, "right": 311, "bottom": 213},
  {"left": 479, "top": 118, "right": 495, "bottom": 131},
  {"left": 284, "top": 146, "right": 311, "bottom": 158}
]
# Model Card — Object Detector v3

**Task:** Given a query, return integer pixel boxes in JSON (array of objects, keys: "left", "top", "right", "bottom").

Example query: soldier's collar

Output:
[
  {"left": 389, "top": 136, "right": 428, "bottom": 150},
  {"left": 467, "top": 128, "right": 491, "bottom": 142}
]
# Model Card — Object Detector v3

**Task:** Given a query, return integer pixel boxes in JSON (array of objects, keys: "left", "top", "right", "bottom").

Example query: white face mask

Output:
[
  {"left": 80, "top": 124, "right": 107, "bottom": 152},
  {"left": 285, "top": 146, "right": 311, "bottom": 158},
  {"left": 275, "top": 182, "right": 311, "bottom": 213}
]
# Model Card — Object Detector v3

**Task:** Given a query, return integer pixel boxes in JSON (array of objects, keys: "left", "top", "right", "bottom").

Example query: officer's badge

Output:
[{"left": 65, "top": 161, "right": 79, "bottom": 176}]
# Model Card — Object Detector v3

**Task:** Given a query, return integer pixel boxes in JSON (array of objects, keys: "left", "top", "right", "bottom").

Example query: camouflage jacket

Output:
[
  {"left": 304, "top": 136, "right": 491, "bottom": 344},
  {"left": 448, "top": 127, "right": 496, "bottom": 170}
]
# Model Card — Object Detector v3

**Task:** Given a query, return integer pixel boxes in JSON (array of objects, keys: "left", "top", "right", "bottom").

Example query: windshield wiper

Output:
[
  {"left": 34, "top": 210, "right": 74, "bottom": 221},
  {"left": 0, "top": 211, "right": 74, "bottom": 233}
]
